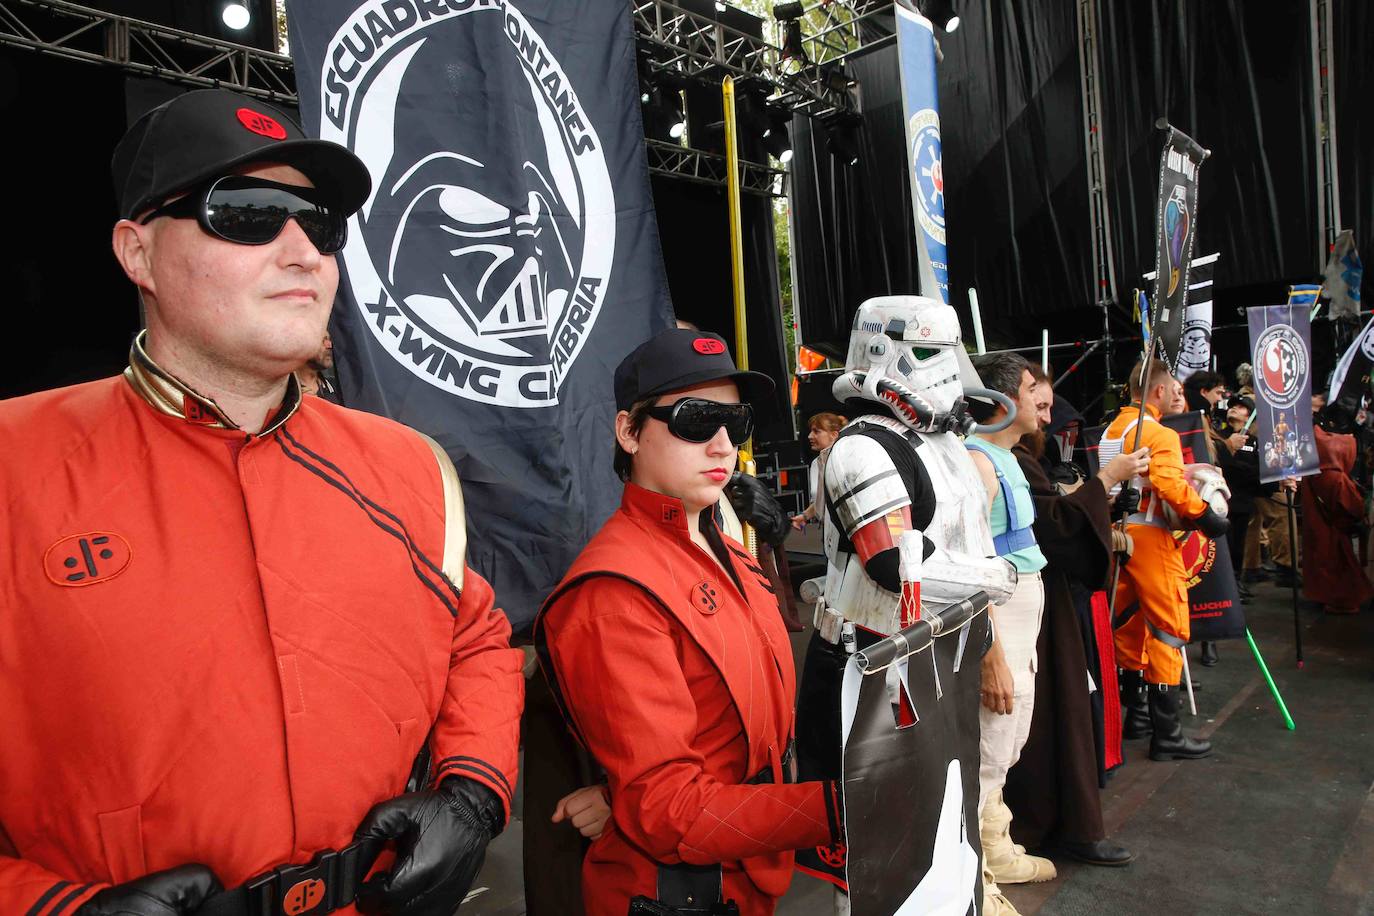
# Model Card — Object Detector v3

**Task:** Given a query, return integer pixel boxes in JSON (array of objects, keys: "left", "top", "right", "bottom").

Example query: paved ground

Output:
[{"left": 463, "top": 568, "right": 1374, "bottom": 915}]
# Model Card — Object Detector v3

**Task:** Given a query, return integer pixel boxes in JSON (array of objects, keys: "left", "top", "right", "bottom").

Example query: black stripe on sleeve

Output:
[
  {"left": 24, "top": 881, "right": 70, "bottom": 916},
  {"left": 47, "top": 883, "right": 93, "bottom": 915},
  {"left": 434, "top": 755, "right": 513, "bottom": 799},
  {"left": 275, "top": 435, "right": 461, "bottom": 618}
]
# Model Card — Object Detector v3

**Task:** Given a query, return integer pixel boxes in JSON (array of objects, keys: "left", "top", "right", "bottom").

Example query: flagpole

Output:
[
  {"left": 722, "top": 76, "right": 758, "bottom": 557},
  {"left": 1285, "top": 486, "right": 1304, "bottom": 668}
]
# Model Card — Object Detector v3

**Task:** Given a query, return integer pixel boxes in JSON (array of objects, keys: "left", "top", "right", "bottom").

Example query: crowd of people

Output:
[{"left": 5, "top": 85, "right": 1372, "bottom": 916}]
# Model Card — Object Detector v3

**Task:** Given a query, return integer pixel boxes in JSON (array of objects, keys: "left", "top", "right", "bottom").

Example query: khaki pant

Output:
[
  {"left": 1244, "top": 493, "right": 1294, "bottom": 569},
  {"left": 979, "top": 572, "right": 1044, "bottom": 817}
]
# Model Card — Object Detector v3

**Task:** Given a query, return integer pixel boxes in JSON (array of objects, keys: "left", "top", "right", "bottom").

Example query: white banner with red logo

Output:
[{"left": 1247, "top": 305, "right": 1320, "bottom": 484}]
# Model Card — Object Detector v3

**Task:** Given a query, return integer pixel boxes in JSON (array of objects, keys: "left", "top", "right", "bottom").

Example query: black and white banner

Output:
[
  {"left": 1150, "top": 127, "right": 1208, "bottom": 377},
  {"left": 1328, "top": 315, "right": 1374, "bottom": 411},
  {"left": 1247, "top": 305, "right": 1319, "bottom": 484},
  {"left": 839, "top": 605, "right": 988, "bottom": 915},
  {"left": 1145, "top": 252, "right": 1219, "bottom": 380},
  {"left": 288, "top": 0, "right": 673, "bottom": 628}
]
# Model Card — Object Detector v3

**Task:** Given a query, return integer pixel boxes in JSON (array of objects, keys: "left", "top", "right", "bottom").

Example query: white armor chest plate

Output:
[{"left": 819, "top": 416, "right": 998, "bottom": 637}]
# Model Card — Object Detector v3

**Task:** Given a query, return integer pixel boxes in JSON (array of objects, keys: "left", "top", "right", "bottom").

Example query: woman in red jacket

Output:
[{"left": 535, "top": 328, "right": 842, "bottom": 916}]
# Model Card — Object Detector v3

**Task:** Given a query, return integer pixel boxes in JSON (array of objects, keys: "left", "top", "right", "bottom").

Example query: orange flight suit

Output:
[
  {"left": 0, "top": 337, "right": 524, "bottom": 915},
  {"left": 1106, "top": 404, "right": 1208, "bottom": 685},
  {"left": 536, "top": 484, "right": 840, "bottom": 916}
]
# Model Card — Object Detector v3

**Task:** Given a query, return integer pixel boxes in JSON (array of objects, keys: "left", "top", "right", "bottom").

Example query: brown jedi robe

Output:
[
  {"left": 1002, "top": 445, "right": 1114, "bottom": 847},
  {"left": 1301, "top": 426, "right": 1374, "bottom": 610}
]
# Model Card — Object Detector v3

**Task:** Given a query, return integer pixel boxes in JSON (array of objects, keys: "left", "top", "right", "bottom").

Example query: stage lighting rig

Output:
[{"left": 774, "top": 2, "right": 807, "bottom": 64}]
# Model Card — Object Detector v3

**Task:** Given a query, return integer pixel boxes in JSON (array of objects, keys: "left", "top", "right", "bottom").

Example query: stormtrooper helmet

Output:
[{"left": 841, "top": 296, "right": 966, "bottom": 418}]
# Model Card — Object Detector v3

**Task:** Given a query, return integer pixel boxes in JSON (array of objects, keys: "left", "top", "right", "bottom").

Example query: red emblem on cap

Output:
[
  {"left": 693, "top": 338, "right": 725, "bottom": 355},
  {"left": 236, "top": 107, "right": 287, "bottom": 140}
]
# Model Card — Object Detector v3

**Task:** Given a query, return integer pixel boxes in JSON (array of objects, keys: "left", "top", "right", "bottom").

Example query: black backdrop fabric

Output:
[
  {"left": 790, "top": 0, "right": 1093, "bottom": 355},
  {"left": 790, "top": 0, "right": 1372, "bottom": 384}
]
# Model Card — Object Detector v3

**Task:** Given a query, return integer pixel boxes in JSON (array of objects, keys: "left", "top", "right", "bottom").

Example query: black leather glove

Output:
[
  {"left": 1194, "top": 506, "right": 1231, "bottom": 539},
  {"left": 1112, "top": 485, "right": 1140, "bottom": 519},
  {"left": 725, "top": 473, "right": 789, "bottom": 546},
  {"left": 354, "top": 776, "right": 503, "bottom": 916},
  {"left": 75, "top": 864, "right": 222, "bottom": 915}
]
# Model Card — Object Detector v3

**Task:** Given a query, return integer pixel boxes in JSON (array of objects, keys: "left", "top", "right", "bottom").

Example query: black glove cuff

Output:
[{"left": 440, "top": 776, "right": 505, "bottom": 840}]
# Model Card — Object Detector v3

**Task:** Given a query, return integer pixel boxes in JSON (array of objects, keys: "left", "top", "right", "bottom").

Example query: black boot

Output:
[
  {"left": 1274, "top": 563, "right": 1302, "bottom": 589},
  {"left": 1119, "top": 669, "right": 1151, "bottom": 739},
  {"left": 1200, "top": 641, "right": 1219, "bottom": 666},
  {"left": 1147, "top": 683, "right": 1212, "bottom": 761}
]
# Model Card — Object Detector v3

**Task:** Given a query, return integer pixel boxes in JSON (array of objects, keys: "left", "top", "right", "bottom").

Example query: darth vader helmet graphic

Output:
[{"left": 353, "top": 25, "right": 584, "bottom": 358}]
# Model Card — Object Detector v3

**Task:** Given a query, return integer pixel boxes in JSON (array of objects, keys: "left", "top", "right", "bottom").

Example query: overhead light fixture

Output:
[
  {"left": 222, "top": 2, "right": 250, "bottom": 30},
  {"left": 922, "top": 0, "right": 960, "bottom": 32},
  {"left": 764, "top": 107, "right": 793, "bottom": 164},
  {"left": 640, "top": 80, "right": 688, "bottom": 144},
  {"left": 773, "top": 1, "right": 804, "bottom": 20},
  {"left": 825, "top": 114, "right": 862, "bottom": 167},
  {"left": 669, "top": 119, "right": 687, "bottom": 140},
  {"left": 715, "top": 0, "right": 728, "bottom": 10}
]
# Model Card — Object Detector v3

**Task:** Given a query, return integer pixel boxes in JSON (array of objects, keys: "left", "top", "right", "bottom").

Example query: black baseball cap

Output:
[
  {"left": 1225, "top": 394, "right": 1255, "bottom": 412},
  {"left": 112, "top": 89, "right": 371, "bottom": 220},
  {"left": 614, "top": 329, "right": 774, "bottom": 411}
]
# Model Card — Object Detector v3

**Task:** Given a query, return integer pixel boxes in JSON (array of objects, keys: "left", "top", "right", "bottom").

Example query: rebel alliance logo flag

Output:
[{"left": 289, "top": 0, "right": 673, "bottom": 628}]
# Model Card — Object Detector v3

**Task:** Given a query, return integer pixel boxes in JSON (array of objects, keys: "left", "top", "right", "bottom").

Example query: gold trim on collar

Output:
[{"left": 122, "top": 331, "right": 301, "bottom": 435}]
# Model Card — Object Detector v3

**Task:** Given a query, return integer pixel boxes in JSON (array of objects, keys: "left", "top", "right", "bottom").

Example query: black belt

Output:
[
  {"left": 196, "top": 837, "right": 383, "bottom": 916},
  {"left": 745, "top": 741, "right": 794, "bottom": 785}
]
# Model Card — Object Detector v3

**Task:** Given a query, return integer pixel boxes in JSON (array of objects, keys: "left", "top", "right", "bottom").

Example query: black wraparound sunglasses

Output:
[
  {"left": 645, "top": 397, "right": 754, "bottom": 445},
  {"left": 139, "top": 175, "right": 348, "bottom": 254}
]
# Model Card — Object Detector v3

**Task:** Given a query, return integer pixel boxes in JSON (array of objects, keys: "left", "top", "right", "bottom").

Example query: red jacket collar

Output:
[{"left": 619, "top": 481, "right": 707, "bottom": 539}]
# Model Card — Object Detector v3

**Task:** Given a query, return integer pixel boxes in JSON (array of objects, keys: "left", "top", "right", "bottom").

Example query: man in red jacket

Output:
[{"left": 0, "top": 89, "right": 524, "bottom": 916}]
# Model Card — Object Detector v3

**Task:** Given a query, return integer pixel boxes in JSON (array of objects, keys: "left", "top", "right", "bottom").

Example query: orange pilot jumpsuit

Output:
[
  {"left": 0, "top": 336, "right": 524, "bottom": 915},
  {"left": 535, "top": 484, "right": 841, "bottom": 916},
  {"left": 1105, "top": 404, "right": 1208, "bottom": 686}
]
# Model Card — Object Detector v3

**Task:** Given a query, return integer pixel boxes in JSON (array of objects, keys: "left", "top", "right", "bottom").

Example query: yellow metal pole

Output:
[{"left": 722, "top": 76, "right": 757, "bottom": 555}]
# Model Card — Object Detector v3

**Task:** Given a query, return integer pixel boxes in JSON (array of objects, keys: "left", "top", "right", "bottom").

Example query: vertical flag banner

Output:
[
  {"left": 1328, "top": 315, "right": 1374, "bottom": 408},
  {"left": 1151, "top": 128, "right": 1208, "bottom": 376},
  {"left": 1323, "top": 230, "right": 1364, "bottom": 320},
  {"left": 1145, "top": 252, "right": 1219, "bottom": 380},
  {"left": 1287, "top": 284, "right": 1322, "bottom": 309},
  {"left": 288, "top": 0, "right": 674, "bottom": 629},
  {"left": 1247, "top": 306, "right": 1320, "bottom": 484},
  {"left": 896, "top": 5, "right": 947, "bottom": 305}
]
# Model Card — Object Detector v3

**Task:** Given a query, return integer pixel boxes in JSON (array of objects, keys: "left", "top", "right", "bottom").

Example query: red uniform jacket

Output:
[
  {"left": 0, "top": 338, "right": 524, "bottom": 915},
  {"left": 536, "top": 484, "right": 838, "bottom": 916}
]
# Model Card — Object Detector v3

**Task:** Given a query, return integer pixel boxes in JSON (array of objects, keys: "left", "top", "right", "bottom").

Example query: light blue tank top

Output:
[{"left": 965, "top": 438, "right": 1047, "bottom": 573}]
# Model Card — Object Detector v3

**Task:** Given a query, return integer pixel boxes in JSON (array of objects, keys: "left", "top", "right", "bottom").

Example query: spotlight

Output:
[
  {"left": 640, "top": 81, "right": 687, "bottom": 144},
  {"left": 825, "top": 114, "right": 862, "bottom": 167},
  {"left": 763, "top": 108, "right": 793, "bottom": 164},
  {"left": 715, "top": 0, "right": 727, "bottom": 10},
  {"left": 222, "top": 2, "right": 250, "bottom": 30},
  {"left": 773, "top": 1, "right": 804, "bottom": 20},
  {"left": 922, "top": 0, "right": 959, "bottom": 32}
]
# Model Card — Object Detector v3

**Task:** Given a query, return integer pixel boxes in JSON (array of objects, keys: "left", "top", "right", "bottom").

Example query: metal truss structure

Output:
[
  {"left": 632, "top": 0, "right": 883, "bottom": 118},
  {"left": 645, "top": 139, "right": 784, "bottom": 197},
  {"left": 0, "top": 0, "right": 896, "bottom": 190},
  {"left": 0, "top": 0, "right": 294, "bottom": 101}
]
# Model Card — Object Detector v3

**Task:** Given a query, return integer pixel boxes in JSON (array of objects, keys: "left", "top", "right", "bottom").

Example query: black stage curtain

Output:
[
  {"left": 790, "top": 0, "right": 1371, "bottom": 388},
  {"left": 1, "top": 48, "right": 134, "bottom": 399},
  {"left": 1333, "top": 0, "right": 1372, "bottom": 306},
  {"left": 790, "top": 1, "right": 1092, "bottom": 354},
  {"left": 1097, "top": 0, "right": 1318, "bottom": 309}
]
